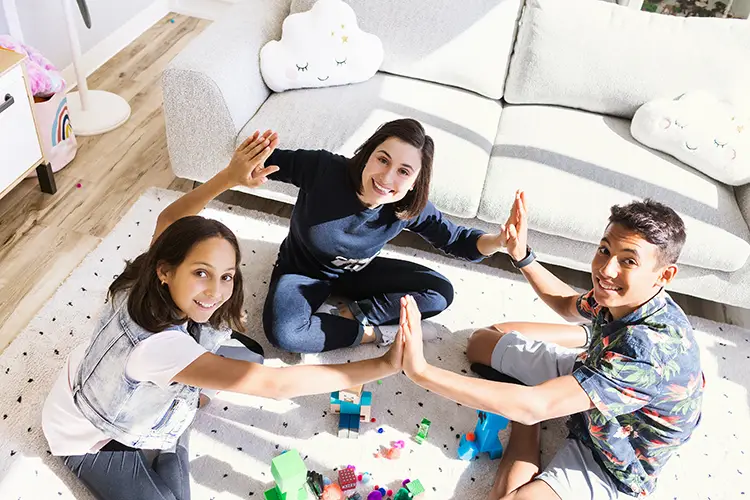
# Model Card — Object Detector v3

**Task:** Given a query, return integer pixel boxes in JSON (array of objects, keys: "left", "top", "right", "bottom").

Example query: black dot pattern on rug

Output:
[{"left": 2, "top": 192, "right": 746, "bottom": 500}]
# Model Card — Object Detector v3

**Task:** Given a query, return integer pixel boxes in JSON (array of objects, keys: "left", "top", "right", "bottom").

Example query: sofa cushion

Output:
[
  {"left": 238, "top": 72, "right": 502, "bottom": 218},
  {"left": 477, "top": 104, "right": 750, "bottom": 273},
  {"left": 504, "top": 0, "right": 750, "bottom": 119},
  {"left": 290, "top": 0, "right": 523, "bottom": 100}
]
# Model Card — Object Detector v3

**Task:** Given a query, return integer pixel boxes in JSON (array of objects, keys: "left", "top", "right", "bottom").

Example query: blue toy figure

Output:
[
  {"left": 330, "top": 384, "right": 372, "bottom": 439},
  {"left": 457, "top": 410, "right": 509, "bottom": 460}
]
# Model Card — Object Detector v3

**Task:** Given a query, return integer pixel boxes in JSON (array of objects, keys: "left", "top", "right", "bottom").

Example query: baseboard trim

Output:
[
  {"left": 170, "top": 0, "right": 241, "bottom": 21},
  {"left": 61, "top": 0, "right": 172, "bottom": 90}
]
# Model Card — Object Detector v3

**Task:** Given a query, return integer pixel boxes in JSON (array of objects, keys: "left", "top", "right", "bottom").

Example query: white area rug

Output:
[{"left": 0, "top": 188, "right": 748, "bottom": 500}]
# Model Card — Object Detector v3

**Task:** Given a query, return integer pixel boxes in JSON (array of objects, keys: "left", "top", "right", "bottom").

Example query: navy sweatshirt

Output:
[{"left": 266, "top": 149, "right": 486, "bottom": 279}]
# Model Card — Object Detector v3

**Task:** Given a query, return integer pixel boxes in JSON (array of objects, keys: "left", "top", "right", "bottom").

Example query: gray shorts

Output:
[{"left": 490, "top": 331, "right": 626, "bottom": 500}]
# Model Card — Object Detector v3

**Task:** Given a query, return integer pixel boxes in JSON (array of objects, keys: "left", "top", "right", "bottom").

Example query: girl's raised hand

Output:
[
  {"left": 225, "top": 130, "right": 280, "bottom": 188},
  {"left": 400, "top": 295, "right": 428, "bottom": 378}
]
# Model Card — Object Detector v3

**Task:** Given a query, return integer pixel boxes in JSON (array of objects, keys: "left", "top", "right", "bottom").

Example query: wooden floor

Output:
[{"left": 0, "top": 14, "right": 748, "bottom": 354}]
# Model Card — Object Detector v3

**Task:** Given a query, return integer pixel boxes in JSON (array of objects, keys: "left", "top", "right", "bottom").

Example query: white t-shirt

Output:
[{"left": 42, "top": 330, "right": 207, "bottom": 456}]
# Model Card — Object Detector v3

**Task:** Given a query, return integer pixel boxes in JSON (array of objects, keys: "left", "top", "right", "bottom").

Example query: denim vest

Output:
[{"left": 72, "top": 292, "right": 230, "bottom": 450}]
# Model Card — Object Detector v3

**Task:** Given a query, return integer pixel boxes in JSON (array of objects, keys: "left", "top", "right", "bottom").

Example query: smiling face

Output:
[
  {"left": 358, "top": 137, "right": 422, "bottom": 207},
  {"left": 591, "top": 223, "right": 677, "bottom": 319},
  {"left": 158, "top": 237, "right": 237, "bottom": 324}
]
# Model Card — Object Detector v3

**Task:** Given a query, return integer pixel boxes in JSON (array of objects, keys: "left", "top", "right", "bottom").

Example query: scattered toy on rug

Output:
[
  {"left": 457, "top": 410, "right": 509, "bottom": 461},
  {"left": 330, "top": 383, "right": 373, "bottom": 439},
  {"left": 263, "top": 449, "right": 308, "bottom": 500},
  {"left": 414, "top": 417, "right": 431, "bottom": 444},
  {"left": 338, "top": 466, "right": 357, "bottom": 492}
]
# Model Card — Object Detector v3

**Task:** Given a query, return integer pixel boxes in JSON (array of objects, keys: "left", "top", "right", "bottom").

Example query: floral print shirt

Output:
[{"left": 568, "top": 289, "right": 704, "bottom": 497}]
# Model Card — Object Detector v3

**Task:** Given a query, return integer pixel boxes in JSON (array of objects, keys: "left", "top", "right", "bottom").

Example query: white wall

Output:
[
  {"left": 731, "top": 0, "right": 750, "bottom": 18},
  {"left": 0, "top": 8, "right": 8, "bottom": 34},
  {"left": 14, "top": 0, "right": 156, "bottom": 69}
]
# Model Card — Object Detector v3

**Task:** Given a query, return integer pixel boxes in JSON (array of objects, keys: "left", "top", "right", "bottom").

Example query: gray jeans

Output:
[
  {"left": 64, "top": 332, "right": 264, "bottom": 500},
  {"left": 64, "top": 434, "right": 191, "bottom": 500}
]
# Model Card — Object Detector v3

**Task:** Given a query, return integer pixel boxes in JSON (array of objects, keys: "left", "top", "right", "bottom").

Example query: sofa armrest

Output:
[
  {"left": 735, "top": 184, "right": 750, "bottom": 230},
  {"left": 162, "top": 0, "right": 290, "bottom": 180}
]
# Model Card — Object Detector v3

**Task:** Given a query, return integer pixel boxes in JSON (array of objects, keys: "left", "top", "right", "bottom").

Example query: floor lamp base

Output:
[{"left": 66, "top": 90, "right": 131, "bottom": 136}]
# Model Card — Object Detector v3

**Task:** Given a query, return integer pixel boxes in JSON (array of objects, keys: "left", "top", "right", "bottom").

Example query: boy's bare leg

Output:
[
  {"left": 467, "top": 322, "right": 587, "bottom": 366},
  {"left": 487, "top": 422, "right": 541, "bottom": 499}
]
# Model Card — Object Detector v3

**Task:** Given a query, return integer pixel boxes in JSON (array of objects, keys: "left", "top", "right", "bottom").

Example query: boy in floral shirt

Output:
[{"left": 396, "top": 192, "right": 703, "bottom": 499}]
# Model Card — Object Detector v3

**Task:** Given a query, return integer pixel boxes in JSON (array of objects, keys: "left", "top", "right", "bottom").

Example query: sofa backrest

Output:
[
  {"left": 290, "top": 0, "right": 523, "bottom": 100},
  {"left": 504, "top": 0, "right": 750, "bottom": 118}
]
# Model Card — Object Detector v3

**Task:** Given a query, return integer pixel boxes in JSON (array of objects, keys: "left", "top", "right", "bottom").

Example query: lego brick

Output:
[
  {"left": 348, "top": 414, "right": 360, "bottom": 439},
  {"left": 359, "top": 404, "right": 371, "bottom": 421},
  {"left": 415, "top": 418, "right": 431, "bottom": 444},
  {"left": 338, "top": 413, "right": 352, "bottom": 430},
  {"left": 360, "top": 391, "right": 372, "bottom": 406},
  {"left": 340, "top": 384, "right": 364, "bottom": 401},
  {"left": 338, "top": 468, "right": 357, "bottom": 491},
  {"left": 407, "top": 479, "right": 425, "bottom": 496},
  {"left": 264, "top": 487, "right": 281, "bottom": 500},
  {"left": 339, "top": 400, "right": 361, "bottom": 415},
  {"left": 271, "top": 450, "right": 307, "bottom": 492}
]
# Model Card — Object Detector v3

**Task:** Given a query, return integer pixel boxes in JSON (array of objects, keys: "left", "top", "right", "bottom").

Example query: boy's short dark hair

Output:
[{"left": 608, "top": 199, "right": 686, "bottom": 266}]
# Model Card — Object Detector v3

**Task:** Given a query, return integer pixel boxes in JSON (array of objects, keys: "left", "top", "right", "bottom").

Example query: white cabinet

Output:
[{"left": 0, "top": 48, "right": 57, "bottom": 199}]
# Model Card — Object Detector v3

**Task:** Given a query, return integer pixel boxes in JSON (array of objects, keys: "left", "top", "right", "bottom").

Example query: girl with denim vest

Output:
[{"left": 42, "top": 133, "right": 404, "bottom": 500}]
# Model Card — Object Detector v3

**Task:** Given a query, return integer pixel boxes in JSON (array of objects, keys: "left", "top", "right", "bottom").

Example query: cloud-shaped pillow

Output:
[
  {"left": 631, "top": 91, "right": 749, "bottom": 185},
  {"left": 260, "top": 0, "right": 383, "bottom": 92}
]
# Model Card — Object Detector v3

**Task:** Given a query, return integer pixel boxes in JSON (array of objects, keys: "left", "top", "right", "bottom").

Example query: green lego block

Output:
[
  {"left": 415, "top": 417, "right": 431, "bottom": 444},
  {"left": 271, "top": 450, "right": 307, "bottom": 493},
  {"left": 264, "top": 487, "right": 281, "bottom": 500},
  {"left": 407, "top": 479, "right": 425, "bottom": 496},
  {"left": 293, "top": 487, "right": 307, "bottom": 500}
]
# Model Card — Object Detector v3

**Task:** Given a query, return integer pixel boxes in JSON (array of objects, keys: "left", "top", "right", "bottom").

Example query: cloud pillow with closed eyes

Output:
[
  {"left": 260, "top": 0, "right": 383, "bottom": 93},
  {"left": 631, "top": 91, "right": 748, "bottom": 185}
]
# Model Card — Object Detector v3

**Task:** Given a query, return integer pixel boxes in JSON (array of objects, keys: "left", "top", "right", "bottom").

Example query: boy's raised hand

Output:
[
  {"left": 400, "top": 295, "right": 428, "bottom": 378},
  {"left": 504, "top": 189, "right": 528, "bottom": 262},
  {"left": 225, "top": 129, "right": 280, "bottom": 189}
]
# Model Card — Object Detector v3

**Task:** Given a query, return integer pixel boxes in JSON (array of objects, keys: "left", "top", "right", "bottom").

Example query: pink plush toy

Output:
[{"left": 0, "top": 35, "right": 66, "bottom": 98}]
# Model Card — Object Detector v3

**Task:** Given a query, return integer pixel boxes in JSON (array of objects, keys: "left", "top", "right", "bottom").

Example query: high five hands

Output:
[
  {"left": 224, "top": 130, "right": 281, "bottom": 189},
  {"left": 397, "top": 295, "right": 429, "bottom": 379},
  {"left": 503, "top": 189, "right": 529, "bottom": 262},
  {"left": 476, "top": 190, "right": 529, "bottom": 258}
]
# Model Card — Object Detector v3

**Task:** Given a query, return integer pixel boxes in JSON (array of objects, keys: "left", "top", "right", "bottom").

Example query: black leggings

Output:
[{"left": 263, "top": 257, "right": 454, "bottom": 353}]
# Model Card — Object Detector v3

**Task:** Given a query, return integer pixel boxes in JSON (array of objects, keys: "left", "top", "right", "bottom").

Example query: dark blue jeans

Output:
[{"left": 263, "top": 257, "right": 454, "bottom": 353}]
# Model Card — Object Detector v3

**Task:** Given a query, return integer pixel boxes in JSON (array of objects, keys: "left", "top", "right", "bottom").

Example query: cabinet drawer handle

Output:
[{"left": 0, "top": 94, "right": 14, "bottom": 115}]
